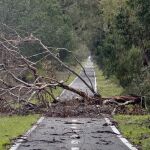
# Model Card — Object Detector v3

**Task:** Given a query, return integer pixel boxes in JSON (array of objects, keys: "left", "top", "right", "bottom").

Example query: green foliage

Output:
[
  {"left": 0, "top": 0, "right": 103, "bottom": 62},
  {"left": 114, "top": 115, "right": 150, "bottom": 150},
  {"left": 94, "top": 0, "right": 150, "bottom": 103},
  {"left": 0, "top": 0, "right": 149, "bottom": 100},
  {"left": 116, "top": 46, "right": 142, "bottom": 86},
  {"left": 95, "top": 65, "right": 124, "bottom": 97},
  {"left": 128, "top": 0, "right": 150, "bottom": 29},
  {"left": 59, "top": 0, "right": 103, "bottom": 49},
  {"left": 0, "top": 0, "right": 84, "bottom": 61},
  {"left": 100, "top": 0, "right": 126, "bottom": 31}
]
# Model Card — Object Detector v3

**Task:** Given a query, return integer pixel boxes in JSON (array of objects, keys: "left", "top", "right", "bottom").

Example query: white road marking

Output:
[
  {"left": 70, "top": 134, "right": 79, "bottom": 138},
  {"left": 59, "top": 57, "right": 93, "bottom": 98},
  {"left": 104, "top": 118, "right": 138, "bottom": 150},
  {"left": 94, "top": 71, "right": 97, "bottom": 92},
  {"left": 92, "top": 61, "right": 137, "bottom": 150},
  {"left": 10, "top": 60, "right": 83, "bottom": 150},
  {"left": 72, "top": 119, "right": 78, "bottom": 122},
  {"left": 71, "top": 140, "right": 80, "bottom": 144},
  {"left": 10, "top": 56, "right": 137, "bottom": 150},
  {"left": 59, "top": 73, "right": 80, "bottom": 98},
  {"left": 71, "top": 126, "right": 77, "bottom": 129},
  {"left": 71, "top": 147, "right": 80, "bottom": 150},
  {"left": 9, "top": 117, "right": 45, "bottom": 150},
  {"left": 71, "top": 119, "right": 80, "bottom": 150}
]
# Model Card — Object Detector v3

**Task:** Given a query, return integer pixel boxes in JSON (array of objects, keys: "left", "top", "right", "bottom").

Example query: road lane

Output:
[
  {"left": 11, "top": 57, "right": 133, "bottom": 150},
  {"left": 60, "top": 56, "right": 95, "bottom": 101},
  {"left": 15, "top": 118, "right": 130, "bottom": 150}
]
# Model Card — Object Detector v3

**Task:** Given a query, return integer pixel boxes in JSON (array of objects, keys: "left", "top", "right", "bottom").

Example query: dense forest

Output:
[
  {"left": 0, "top": 0, "right": 102, "bottom": 61},
  {"left": 0, "top": 0, "right": 150, "bottom": 106},
  {"left": 94, "top": 0, "right": 150, "bottom": 107}
]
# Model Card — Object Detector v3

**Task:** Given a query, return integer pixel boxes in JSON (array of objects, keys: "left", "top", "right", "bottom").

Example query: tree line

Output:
[
  {"left": 0, "top": 0, "right": 149, "bottom": 106},
  {"left": 0, "top": 0, "right": 102, "bottom": 112},
  {"left": 0, "top": 0, "right": 102, "bottom": 62},
  {"left": 94, "top": 0, "right": 150, "bottom": 106}
]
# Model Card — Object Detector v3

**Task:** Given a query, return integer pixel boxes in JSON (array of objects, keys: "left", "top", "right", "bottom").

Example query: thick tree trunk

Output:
[{"left": 103, "top": 95, "right": 145, "bottom": 108}]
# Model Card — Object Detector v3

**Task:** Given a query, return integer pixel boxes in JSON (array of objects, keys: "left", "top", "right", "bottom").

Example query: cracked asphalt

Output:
[{"left": 14, "top": 57, "right": 130, "bottom": 150}]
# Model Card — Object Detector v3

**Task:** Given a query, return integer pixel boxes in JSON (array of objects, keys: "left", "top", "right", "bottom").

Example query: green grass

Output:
[
  {"left": 95, "top": 66, "right": 150, "bottom": 149},
  {"left": 25, "top": 63, "right": 83, "bottom": 104},
  {"left": 0, "top": 115, "right": 39, "bottom": 150},
  {"left": 52, "top": 64, "right": 82, "bottom": 98},
  {"left": 114, "top": 115, "right": 150, "bottom": 150},
  {"left": 95, "top": 66, "right": 124, "bottom": 97}
]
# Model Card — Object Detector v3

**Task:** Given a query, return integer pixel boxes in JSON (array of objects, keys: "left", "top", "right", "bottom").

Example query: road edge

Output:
[
  {"left": 9, "top": 69, "right": 80, "bottom": 150},
  {"left": 104, "top": 118, "right": 138, "bottom": 150},
  {"left": 9, "top": 117, "right": 45, "bottom": 150},
  {"left": 93, "top": 65, "right": 137, "bottom": 150}
]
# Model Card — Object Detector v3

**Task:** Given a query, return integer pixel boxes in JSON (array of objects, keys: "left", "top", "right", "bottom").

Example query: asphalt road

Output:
[
  {"left": 16, "top": 118, "right": 130, "bottom": 150},
  {"left": 13, "top": 57, "right": 131, "bottom": 150},
  {"left": 60, "top": 57, "right": 96, "bottom": 101}
]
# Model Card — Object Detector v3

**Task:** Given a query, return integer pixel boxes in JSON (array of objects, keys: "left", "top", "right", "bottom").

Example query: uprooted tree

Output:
[
  {"left": 0, "top": 25, "right": 102, "bottom": 114},
  {"left": 0, "top": 25, "right": 145, "bottom": 115}
]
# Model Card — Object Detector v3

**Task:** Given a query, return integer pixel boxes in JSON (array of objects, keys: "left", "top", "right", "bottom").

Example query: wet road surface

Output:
[{"left": 16, "top": 118, "right": 130, "bottom": 150}]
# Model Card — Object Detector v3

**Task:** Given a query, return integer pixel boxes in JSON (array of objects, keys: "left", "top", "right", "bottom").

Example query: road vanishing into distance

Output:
[
  {"left": 60, "top": 56, "right": 96, "bottom": 101},
  {"left": 11, "top": 57, "right": 136, "bottom": 150}
]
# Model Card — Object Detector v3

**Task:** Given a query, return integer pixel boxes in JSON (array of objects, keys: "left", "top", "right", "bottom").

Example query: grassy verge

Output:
[
  {"left": 95, "top": 66, "right": 124, "bottom": 97},
  {"left": 53, "top": 63, "right": 83, "bottom": 98},
  {"left": 95, "top": 66, "right": 150, "bottom": 149},
  {"left": 0, "top": 115, "right": 39, "bottom": 150},
  {"left": 114, "top": 115, "right": 150, "bottom": 150}
]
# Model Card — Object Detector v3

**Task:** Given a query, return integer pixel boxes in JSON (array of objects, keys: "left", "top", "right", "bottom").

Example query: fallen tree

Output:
[
  {"left": 102, "top": 95, "right": 146, "bottom": 115},
  {"left": 103, "top": 95, "right": 143, "bottom": 104},
  {"left": 0, "top": 25, "right": 101, "bottom": 114},
  {"left": 0, "top": 25, "right": 147, "bottom": 115}
]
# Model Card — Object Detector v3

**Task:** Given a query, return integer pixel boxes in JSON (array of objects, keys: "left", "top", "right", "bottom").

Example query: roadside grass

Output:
[
  {"left": 52, "top": 63, "right": 83, "bottom": 98},
  {"left": 95, "top": 66, "right": 124, "bottom": 97},
  {"left": 0, "top": 115, "right": 39, "bottom": 150},
  {"left": 95, "top": 66, "right": 150, "bottom": 150},
  {"left": 114, "top": 115, "right": 150, "bottom": 150}
]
